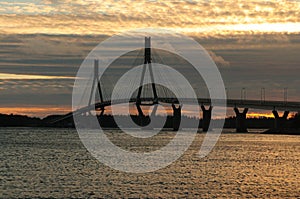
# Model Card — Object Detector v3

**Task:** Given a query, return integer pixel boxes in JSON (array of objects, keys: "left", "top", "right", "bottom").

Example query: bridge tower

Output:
[
  {"left": 135, "top": 37, "right": 182, "bottom": 131},
  {"left": 134, "top": 37, "right": 159, "bottom": 128},
  {"left": 136, "top": 37, "right": 158, "bottom": 105},
  {"left": 89, "top": 60, "right": 105, "bottom": 116}
]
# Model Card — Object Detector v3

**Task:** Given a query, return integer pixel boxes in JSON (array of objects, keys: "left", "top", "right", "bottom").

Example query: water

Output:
[{"left": 0, "top": 128, "right": 299, "bottom": 198}]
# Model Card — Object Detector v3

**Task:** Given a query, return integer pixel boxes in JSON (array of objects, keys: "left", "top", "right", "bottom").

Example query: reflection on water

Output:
[{"left": 0, "top": 128, "right": 299, "bottom": 198}]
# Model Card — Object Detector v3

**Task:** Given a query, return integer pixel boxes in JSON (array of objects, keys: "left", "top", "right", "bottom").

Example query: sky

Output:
[{"left": 0, "top": 0, "right": 300, "bottom": 117}]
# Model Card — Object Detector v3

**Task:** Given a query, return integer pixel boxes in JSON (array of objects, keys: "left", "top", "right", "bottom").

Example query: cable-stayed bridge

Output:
[{"left": 65, "top": 37, "right": 300, "bottom": 132}]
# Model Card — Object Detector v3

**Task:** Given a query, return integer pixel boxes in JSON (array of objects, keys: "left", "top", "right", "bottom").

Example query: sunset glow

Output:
[
  {"left": 0, "top": 106, "right": 71, "bottom": 117},
  {"left": 247, "top": 112, "right": 275, "bottom": 118},
  {"left": 0, "top": 0, "right": 299, "bottom": 117}
]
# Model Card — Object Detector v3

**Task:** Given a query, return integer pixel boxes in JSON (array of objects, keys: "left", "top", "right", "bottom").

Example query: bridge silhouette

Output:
[{"left": 67, "top": 37, "right": 300, "bottom": 133}]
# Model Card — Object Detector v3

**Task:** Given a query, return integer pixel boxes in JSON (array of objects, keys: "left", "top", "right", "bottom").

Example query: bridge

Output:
[{"left": 68, "top": 37, "right": 300, "bottom": 132}]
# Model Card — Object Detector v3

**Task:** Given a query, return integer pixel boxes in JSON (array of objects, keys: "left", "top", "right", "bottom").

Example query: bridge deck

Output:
[
  {"left": 53, "top": 98, "right": 300, "bottom": 124},
  {"left": 89, "top": 98, "right": 300, "bottom": 112}
]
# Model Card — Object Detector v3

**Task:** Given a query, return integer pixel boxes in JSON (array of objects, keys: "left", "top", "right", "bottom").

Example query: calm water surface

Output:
[{"left": 0, "top": 128, "right": 299, "bottom": 198}]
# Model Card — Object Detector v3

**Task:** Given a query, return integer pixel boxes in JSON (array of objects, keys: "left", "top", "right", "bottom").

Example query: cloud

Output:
[
  {"left": 0, "top": 73, "right": 74, "bottom": 80},
  {"left": 17, "top": 35, "right": 87, "bottom": 56},
  {"left": 0, "top": 0, "right": 299, "bottom": 36},
  {"left": 208, "top": 51, "right": 230, "bottom": 67}
]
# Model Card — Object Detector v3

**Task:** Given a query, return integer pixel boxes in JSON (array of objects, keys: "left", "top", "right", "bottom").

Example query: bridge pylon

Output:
[
  {"left": 135, "top": 37, "right": 159, "bottom": 126},
  {"left": 89, "top": 60, "right": 105, "bottom": 115},
  {"left": 136, "top": 37, "right": 158, "bottom": 106}
]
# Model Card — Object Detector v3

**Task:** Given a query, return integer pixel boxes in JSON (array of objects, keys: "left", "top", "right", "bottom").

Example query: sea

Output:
[{"left": 0, "top": 128, "right": 299, "bottom": 198}]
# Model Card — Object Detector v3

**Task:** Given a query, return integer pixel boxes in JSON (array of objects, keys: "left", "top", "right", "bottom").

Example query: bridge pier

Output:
[
  {"left": 201, "top": 105, "right": 212, "bottom": 132},
  {"left": 234, "top": 108, "right": 248, "bottom": 133},
  {"left": 272, "top": 110, "right": 289, "bottom": 132},
  {"left": 172, "top": 104, "right": 181, "bottom": 131},
  {"left": 136, "top": 104, "right": 148, "bottom": 127}
]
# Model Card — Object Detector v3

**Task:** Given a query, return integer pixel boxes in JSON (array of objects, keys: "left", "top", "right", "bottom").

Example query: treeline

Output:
[{"left": 0, "top": 113, "right": 299, "bottom": 129}]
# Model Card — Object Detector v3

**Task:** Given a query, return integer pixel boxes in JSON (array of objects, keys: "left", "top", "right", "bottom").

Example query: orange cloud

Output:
[
  {"left": 0, "top": 73, "right": 74, "bottom": 80},
  {"left": 0, "top": 0, "right": 299, "bottom": 36}
]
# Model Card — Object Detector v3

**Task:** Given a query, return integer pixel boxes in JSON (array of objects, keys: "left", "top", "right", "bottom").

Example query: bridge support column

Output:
[
  {"left": 172, "top": 104, "right": 181, "bottom": 131},
  {"left": 201, "top": 105, "right": 212, "bottom": 132},
  {"left": 136, "top": 104, "right": 146, "bottom": 127},
  {"left": 234, "top": 108, "right": 248, "bottom": 133},
  {"left": 272, "top": 110, "right": 289, "bottom": 132},
  {"left": 97, "top": 108, "right": 105, "bottom": 127}
]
